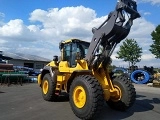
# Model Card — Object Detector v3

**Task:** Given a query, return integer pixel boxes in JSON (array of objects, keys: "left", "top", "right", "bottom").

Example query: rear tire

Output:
[
  {"left": 107, "top": 75, "right": 136, "bottom": 111},
  {"left": 42, "top": 72, "right": 58, "bottom": 101},
  {"left": 69, "top": 75, "right": 104, "bottom": 120}
]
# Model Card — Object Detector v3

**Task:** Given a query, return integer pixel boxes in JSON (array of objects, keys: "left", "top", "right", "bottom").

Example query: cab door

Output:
[{"left": 62, "top": 42, "right": 77, "bottom": 68}]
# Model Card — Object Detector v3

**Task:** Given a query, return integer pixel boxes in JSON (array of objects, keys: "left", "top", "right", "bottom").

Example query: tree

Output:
[
  {"left": 149, "top": 25, "right": 160, "bottom": 58},
  {"left": 116, "top": 39, "right": 142, "bottom": 66}
]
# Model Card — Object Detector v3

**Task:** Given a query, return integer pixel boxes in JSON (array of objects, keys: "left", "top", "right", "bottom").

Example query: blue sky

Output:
[
  {"left": 0, "top": 0, "right": 114, "bottom": 21},
  {"left": 0, "top": 0, "right": 159, "bottom": 24},
  {"left": 0, "top": 0, "right": 160, "bottom": 67}
]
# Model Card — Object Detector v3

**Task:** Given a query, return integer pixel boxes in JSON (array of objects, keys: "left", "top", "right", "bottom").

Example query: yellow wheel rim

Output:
[
  {"left": 112, "top": 85, "right": 122, "bottom": 102},
  {"left": 43, "top": 80, "right": 49, "bottom": 94},
  {"left": 73, "top": 86, "right": 86, "bottom": 108}
]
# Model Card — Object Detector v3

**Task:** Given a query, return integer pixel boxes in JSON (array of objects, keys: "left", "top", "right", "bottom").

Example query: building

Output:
[{"left": 0, "top": 51, "right": 51, "bottom": 72}]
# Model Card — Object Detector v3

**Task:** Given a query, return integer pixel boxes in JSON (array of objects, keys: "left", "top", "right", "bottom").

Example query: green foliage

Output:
[
  {"left": 149, "top": 25, "right": 160, "bottom": 59},
  {"left": 108, "top": 65, "right": 116, "bottom": 73},
  {"left": 116, "top": 39, "right": 142, "bottom": 66}
]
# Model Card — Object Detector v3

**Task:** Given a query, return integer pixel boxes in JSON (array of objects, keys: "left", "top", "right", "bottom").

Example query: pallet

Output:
[{"left": 153, "top": 80, "right": 160, "bottom": 87}]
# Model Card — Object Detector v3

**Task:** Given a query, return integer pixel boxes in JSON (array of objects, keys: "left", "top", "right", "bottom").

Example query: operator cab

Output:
[{"left": 59, "top": 39, "right": 90, "bottom": 67}]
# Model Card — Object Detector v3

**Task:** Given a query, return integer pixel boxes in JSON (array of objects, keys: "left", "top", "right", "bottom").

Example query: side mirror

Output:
[{"left": 53, "top": 55, "right": 58, "bottom": 61}]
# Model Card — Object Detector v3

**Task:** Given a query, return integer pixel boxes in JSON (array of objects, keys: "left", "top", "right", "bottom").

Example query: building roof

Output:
[{"left": 0, "top": 51, "right": 51, "bottom": 62}]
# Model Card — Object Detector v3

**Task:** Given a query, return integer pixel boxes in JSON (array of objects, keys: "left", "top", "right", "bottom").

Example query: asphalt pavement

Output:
[{"left": 0, "top": 83, "right": 160, "bottom": 120}]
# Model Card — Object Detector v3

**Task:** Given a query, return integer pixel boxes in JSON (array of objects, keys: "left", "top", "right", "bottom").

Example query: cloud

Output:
[
  {"left": 0, "top": 6, "right": 159, "bottom": 67},
  {"left": 0, "top": 12, "right": 5, "bottom": 26},
  {"left": 128, "top": 17, "right": 155, "bottom": 45},
  {"left": 139, "top": 0, "right": 160, "bottom": 5},
  {"left": 28, "top": 6, "right": 105, "bottom": 41},
  {"left": 0, "top": 6, "right": 105, "bottom": 59},
  {"left": 0, "top": 19, "right": 23, "bottom": 36},
  {"left": 141, "top": 53, "right": 155, "bottom": 61},
  {"left": 0, "top": 12, "right": 5, "bottom": 18},
  {"left": 111, "top": 16, "right": 157, "bottom": 67},
  {"left": 0, "top": 19, "right": 42, "bottom": 42},
  {"left": 144, "top": 12, "right": 151, "bottom": 15}
]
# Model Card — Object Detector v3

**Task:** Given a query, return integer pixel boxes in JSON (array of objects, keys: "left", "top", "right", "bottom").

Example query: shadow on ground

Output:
[
  {"left": 49, "top": 92, "right": 157, "bottom": 120},
  {"left": 92, "top": 93, "right": 155, "bottom": 120},
  {"left": 0, "top": 91, "right": 5, "bottom": 93}
]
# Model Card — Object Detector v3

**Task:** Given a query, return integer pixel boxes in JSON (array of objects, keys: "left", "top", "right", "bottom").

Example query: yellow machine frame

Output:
[{"left": 38, "top": 39, "right": 121, "bottom": 101}]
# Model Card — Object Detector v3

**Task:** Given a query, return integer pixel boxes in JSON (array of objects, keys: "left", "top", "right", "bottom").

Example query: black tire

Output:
[
  {"left": 42, "top": 72, "right": 58, "bottom": 101},
  {"left": 122, "top": 73, "right": 130, "bottom": 80},
  {"left": 69, "top": 75, "right": 104, "bottom": 120},
  {"left": 107, "top": 75, "right": 136, "bottom": 111}
]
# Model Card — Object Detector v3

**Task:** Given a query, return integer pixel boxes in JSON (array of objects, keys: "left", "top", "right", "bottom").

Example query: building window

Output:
[
  {"left": 35, "top": 64, "right": 43, "bottom": 69},
  {"left": 24, "top": 63, "right": 34, "bottom": 68}
]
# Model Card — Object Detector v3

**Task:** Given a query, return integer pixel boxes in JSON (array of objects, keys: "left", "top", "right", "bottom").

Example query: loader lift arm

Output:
[{"left": 85, "top": 0, "right": 140, "bottom": 69}]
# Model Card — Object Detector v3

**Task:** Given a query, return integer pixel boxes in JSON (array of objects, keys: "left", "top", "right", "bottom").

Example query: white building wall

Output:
[{"left": 8, "top": 59, "right": 24, "bottom": 66}]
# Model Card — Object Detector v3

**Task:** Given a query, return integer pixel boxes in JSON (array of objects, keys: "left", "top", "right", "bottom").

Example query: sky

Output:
[{"left": 0, "top": 0, "right": 160, "bottom": 68}]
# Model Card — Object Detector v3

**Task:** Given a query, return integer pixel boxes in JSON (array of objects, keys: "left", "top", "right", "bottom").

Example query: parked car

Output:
[{"left": 13, "top": 66, "right": 40, "bottom": 76}]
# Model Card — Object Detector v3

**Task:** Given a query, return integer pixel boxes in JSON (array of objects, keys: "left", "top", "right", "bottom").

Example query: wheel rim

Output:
[
  {"left": 43, "top": 80, "right": 49, "bottom": 94},
  {"left": 112, "top": 85, "right": 122, "bottom": 102},
  {"left": 73, "top": 86, "right": 86, "bottom": 108}
]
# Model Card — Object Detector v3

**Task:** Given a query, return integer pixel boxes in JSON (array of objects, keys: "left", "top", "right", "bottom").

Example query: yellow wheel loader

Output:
[{"left": 38, "top": 0, "right": 140, "bottom": 119}]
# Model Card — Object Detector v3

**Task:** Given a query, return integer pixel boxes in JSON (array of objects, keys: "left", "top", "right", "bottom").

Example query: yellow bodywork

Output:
[
  {"left": 37, "top": 39, "right": 122, "bottom": 101},
  {"left": 38, "top": 59, "right": 121, "bottom": 101}
]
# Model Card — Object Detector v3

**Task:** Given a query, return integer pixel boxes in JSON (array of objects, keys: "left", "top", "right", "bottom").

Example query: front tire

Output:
[
  {"left": 42, "top": 72, "right": 58, "bottom": 101},
  {"left": 107, "top": 75, "right": 136, "bottom": 111},
  {"left": 69, "top": 75, "right": 104, "bottom": 120}
]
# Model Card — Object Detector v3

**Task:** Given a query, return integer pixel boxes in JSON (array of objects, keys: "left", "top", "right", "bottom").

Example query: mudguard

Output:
[{"left": 38, "top": 66, "right": 57, "bottom": 86}]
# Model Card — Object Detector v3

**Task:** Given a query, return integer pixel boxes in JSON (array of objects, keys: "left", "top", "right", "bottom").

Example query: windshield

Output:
[{"left": 78, "top": 42, "right": 90, "bottom": 58}]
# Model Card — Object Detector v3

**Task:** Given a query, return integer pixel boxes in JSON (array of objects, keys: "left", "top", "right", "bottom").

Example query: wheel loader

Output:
[{"left": 37, "top": 0, "right": 140, "bottom": 119}]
